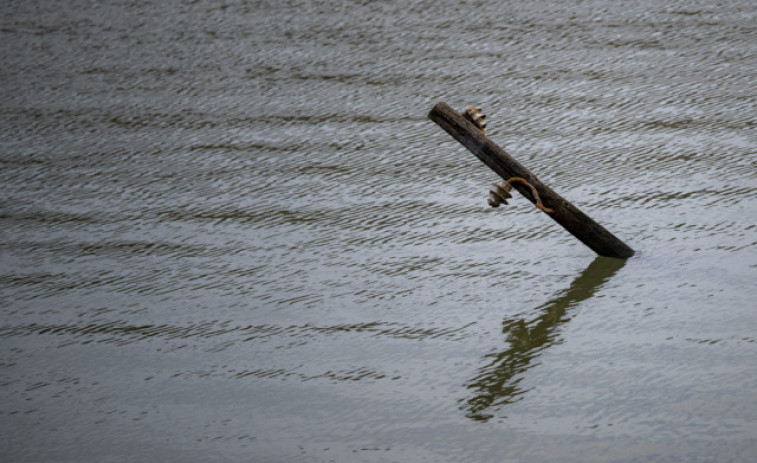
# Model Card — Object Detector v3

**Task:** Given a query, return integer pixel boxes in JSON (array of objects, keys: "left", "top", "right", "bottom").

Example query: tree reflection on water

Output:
[{"left": 461, "top": 256, "right": 627, "bottom": 422}]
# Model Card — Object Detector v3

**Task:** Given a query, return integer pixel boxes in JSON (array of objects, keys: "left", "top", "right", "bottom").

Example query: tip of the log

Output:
[{"left": 428, "top": 101, "right": 451, "bottom": 117}]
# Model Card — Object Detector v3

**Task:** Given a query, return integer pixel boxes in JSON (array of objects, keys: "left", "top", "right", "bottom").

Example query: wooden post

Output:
[{"left": 428, "top": 101, "right": 634, "bottom": 258}]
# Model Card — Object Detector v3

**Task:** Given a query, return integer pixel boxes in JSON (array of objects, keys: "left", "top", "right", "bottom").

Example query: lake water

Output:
[{"left": 1, "top": 0, "right": 756, "bottom": 461}]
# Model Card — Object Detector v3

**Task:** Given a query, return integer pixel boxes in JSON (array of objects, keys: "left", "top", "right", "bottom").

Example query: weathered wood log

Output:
[{"left": 428, "top": 101, "right": 634, "bottom": 258}]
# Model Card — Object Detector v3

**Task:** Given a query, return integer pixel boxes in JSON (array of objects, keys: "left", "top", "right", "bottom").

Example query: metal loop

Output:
[{"left": 506, "top": 177, "right": 555, "bottom": 214}]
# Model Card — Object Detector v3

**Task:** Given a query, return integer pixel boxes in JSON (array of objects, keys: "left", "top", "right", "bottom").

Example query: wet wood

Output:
[{"left": 428, "top": 101, "right": 635, "bottom": 258}]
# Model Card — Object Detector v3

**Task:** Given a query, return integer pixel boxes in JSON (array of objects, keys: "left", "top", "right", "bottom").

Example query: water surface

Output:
[{"left": 2, "top": 0, "right": 756, "bottom": 461}]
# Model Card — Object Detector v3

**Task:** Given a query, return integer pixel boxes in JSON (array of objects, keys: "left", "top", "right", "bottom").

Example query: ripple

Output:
[{"left": 0, "top": 319, "right": 475, "bottom": 347}]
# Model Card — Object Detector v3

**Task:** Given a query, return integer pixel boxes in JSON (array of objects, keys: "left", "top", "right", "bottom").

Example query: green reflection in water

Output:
[{"left": 462, "top": 256, "right": 627, "bottom": 422}]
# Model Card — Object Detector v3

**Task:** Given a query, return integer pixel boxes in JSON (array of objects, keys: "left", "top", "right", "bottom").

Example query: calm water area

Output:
[{"left": 2, "top": 0, "right": 756, "bottom": 461}]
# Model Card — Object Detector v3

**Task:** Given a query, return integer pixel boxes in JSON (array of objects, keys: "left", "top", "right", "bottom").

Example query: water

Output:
[{"left": 1, "top": 0, "right": 756, "bottom": 461}]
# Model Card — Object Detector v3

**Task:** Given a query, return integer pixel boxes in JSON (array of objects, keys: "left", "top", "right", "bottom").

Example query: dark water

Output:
[{"left": 2, "top": 0, "right": 756, "bottom": 461}]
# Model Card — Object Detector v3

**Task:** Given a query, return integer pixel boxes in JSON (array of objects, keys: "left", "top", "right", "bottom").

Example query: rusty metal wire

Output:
[{"left": 489, "top": 177, "right": 554, "bottom": 214}]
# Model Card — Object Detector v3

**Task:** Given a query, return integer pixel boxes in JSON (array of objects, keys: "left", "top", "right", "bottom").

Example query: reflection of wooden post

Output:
[
  {"left": 462, "top": 256, "right": 627, "bottom": 421},
  {"left": 428, "top": 101, "right": 634, "bottom": 259}
]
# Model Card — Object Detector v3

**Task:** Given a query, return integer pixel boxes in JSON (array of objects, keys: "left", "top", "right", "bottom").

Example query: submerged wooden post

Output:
[{"left": 428, "top": 101, "right": 634, "bottom": 258}]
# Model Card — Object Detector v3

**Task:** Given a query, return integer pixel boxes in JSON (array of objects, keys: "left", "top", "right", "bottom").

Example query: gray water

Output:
[{"left": 2, "top": 0, "right": 756, "bottom": 461}]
